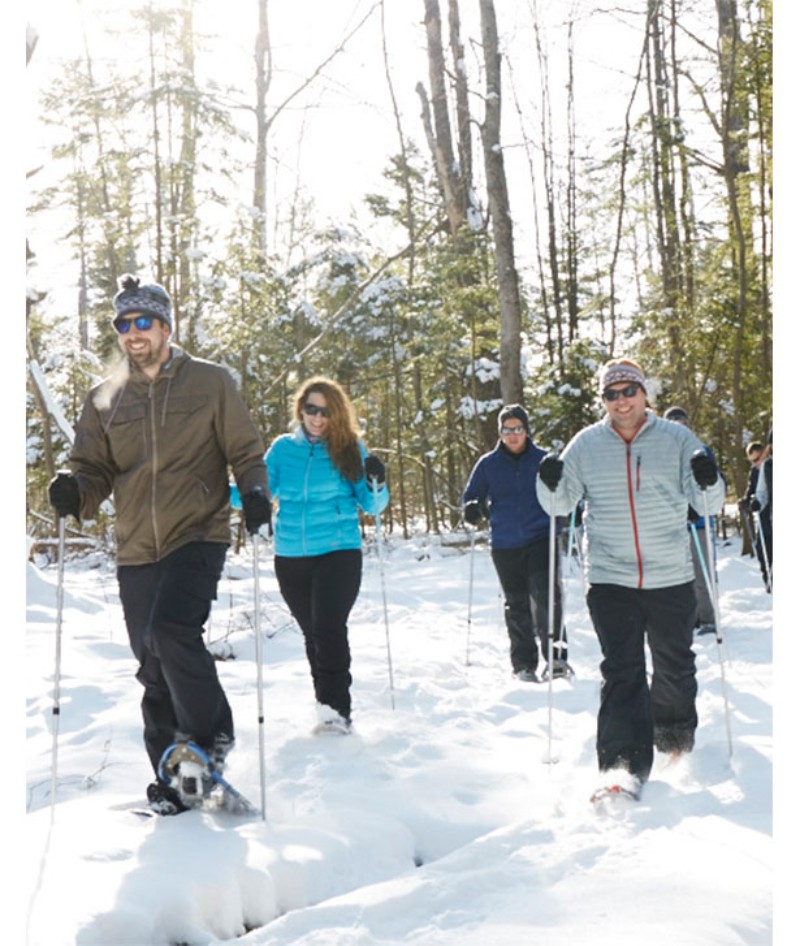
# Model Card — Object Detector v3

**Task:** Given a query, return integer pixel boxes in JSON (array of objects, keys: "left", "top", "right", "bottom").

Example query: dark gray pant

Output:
[
  {"left": 492, "top": 539, "right": 566, "bottom": 673},
  {"left": 118, "top": 541, "right": 231, "bottom": 775},
  {"left": 587, "top": 581, "right": 698, "bottom": 782},
  {"left": 689, "top": 525, "right": 715, "bottom": 626}
]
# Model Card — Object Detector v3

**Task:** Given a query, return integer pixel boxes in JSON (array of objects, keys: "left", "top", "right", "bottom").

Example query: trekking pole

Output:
[
  {"left": 544, "top": 495, "right": 559, "bottom": 765},
  {"left": 371, "top": 477, "right": 396, "bottom": 709},
  {"left": 700, "top": 492, "right": 734, "bottom": 759},
  {"left": 251, "top": 531, "right": 267, "bottom": 820},
  {"left": 465, "top": 527, "right": 476, "bottom": 666},
  {"left": 50, "top": 516, "right": 66, "bottom": 817},
  {"left": 566, "top": 507, "right": 577, "bottom": 572}
]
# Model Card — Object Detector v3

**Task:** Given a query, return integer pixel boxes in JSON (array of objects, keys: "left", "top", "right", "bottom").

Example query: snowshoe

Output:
[
  {"left": 513, "top": 668, "right": 539, "bottom": 683},
  {"left": 157, "top": 741, "right": 215, "bottom": 808},
  {"left": 590, "top": 771, "right": 643, "bottom": 805},
  {"left": 542, "top": 659, "right": 575, "bottom": 682},
  {"left": 312, "top": 704, "right": 353, "bottom": 735}
]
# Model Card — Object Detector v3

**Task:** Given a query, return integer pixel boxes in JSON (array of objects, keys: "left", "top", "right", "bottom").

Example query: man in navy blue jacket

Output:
[{"left": 462, "top": 405, "right": 571, "bottom": 682}]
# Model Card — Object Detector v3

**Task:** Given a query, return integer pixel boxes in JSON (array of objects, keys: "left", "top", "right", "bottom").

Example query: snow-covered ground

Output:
[{"left": 24, "top": 527, "right": 776, "bottom": 945}]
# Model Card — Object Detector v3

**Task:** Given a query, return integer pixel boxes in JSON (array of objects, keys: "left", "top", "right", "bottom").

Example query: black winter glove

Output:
[
  {"left": 690, "top": 449, "right": 718, "bottom": 488},
  {"left": 538, "top": 452, "right": 564, "bottom": 492},
  {"left": 48, "top": 471, "right": 81, "bottom": 521},
  {"left": 463, "top": 500, "right": 485, "bottom": 526},
  {"left": 749, "top": 497, "right": 761, "bottom": 513},
  {"left": 364, "top": 454, "right": 386, "bottom": 485},
  {"left": 241, "top": 487, "right": 271, "bottom": 535}
]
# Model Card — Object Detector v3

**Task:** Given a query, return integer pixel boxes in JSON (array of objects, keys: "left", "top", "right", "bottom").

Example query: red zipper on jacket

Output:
[{"left": 626, "top": 444, "right": 644, "bottom": 588}]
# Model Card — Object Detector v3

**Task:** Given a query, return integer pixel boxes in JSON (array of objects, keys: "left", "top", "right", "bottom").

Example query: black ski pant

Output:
[
  {"left": 117, "top": 541, "right": 231, "bottom": 776},
  {"left": 587, "top": 581, "right": 698, "bottom": 783},
  {"left": 491, "top": 538, "right": 566, "bottom": 674},
  {"left": 756, "top": 509, "right": 772, "bottom": 592},
  {"left": 275, "top": 549, "right": 362, "bottom": 721}
]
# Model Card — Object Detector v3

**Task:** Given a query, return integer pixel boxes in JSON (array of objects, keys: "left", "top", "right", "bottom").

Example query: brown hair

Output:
[{"left": 294, "top": 376, "right": 364, "bottom": 482}]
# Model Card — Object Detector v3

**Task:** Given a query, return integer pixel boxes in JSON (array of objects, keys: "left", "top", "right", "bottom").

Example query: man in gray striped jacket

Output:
[{"left": 536, "top": 358, "right": 725, "bottom": 795}]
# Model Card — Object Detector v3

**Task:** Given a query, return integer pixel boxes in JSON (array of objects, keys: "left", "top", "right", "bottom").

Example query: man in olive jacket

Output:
[{"left": 49, "top": 275, "right": 271, "bottom": 815}]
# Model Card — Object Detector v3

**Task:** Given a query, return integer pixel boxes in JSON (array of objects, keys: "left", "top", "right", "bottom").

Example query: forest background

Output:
[{"left": 22, "top": 0, "right": 778, "bottom": 552}]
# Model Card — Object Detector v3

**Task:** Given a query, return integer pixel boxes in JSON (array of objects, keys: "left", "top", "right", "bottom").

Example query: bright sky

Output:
[{"left": 25, "top": 0, "right": 644, "bottom": 222}]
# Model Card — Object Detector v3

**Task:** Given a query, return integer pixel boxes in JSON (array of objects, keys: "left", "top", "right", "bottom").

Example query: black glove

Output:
[
  {"left": 241, "top": 487, "right": 271, "bottom": 535},
  {"left": 364, "top": 454, "right": 386, "bottom": 485},
  {"left": 48, "top": 471, "right": 80, "bottom": 521},
  {"left": 690, "top": 449, "right": 718, "bottom": 488},
  {"left": 538, "top": 452, "right": 564, "bottom": 492},
  {"left": 463, "top": 500, "right": 484, "bottom": 526},
  {"left": 749, "top": 497, "right": 761, "bottom": 513}
]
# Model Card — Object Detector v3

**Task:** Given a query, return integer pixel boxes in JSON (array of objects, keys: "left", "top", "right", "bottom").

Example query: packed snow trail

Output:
[{"left": 25, "top": 533, "right": 773, "bottom": 945}]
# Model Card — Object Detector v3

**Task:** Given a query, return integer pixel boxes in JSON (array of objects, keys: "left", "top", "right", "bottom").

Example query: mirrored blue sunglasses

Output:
[{"left": 114, "top": 315, "right": 155, "bottom": 334}]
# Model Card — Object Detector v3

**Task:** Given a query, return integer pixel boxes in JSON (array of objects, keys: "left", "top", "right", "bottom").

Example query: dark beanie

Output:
[
  {"left": 113, "top": 274, "right": 173, "bottom": 330},
  {"left": 664, "top": 406, "right": 689, "bottom": 424},
  {"left": 498, "top": 404, "right": 530, "bottom": 435}
]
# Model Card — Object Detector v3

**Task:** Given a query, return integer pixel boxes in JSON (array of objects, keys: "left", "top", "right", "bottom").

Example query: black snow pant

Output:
[
  {"left": 491, "top": 538, "right": 566, "bottom": 674},
  {"left": 274, "top": 549, "right": 362, "bottom": 721},
  {"left": 117, "top": 541, "right": 231, "bottom": 776},
  {"left": 756, "top": 508, "right": 772, "bottom": 592},
  {"left": 587, "top": 581, "right": 698, "bottom": 783}
]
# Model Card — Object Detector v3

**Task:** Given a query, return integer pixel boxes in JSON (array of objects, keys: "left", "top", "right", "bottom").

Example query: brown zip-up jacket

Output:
[{"left": 70, "top": 347, "right": 268, "bottom": 566}]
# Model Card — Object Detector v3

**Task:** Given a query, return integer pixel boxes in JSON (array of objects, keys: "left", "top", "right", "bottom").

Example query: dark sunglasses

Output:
[
  {"left": 500, "top": 426, "right": 526, "bottom": 435},
  {"left": 114, "top": 315, "right": 155, "bottom": 334},
  {"left": 303, "top": 403, "right": 330, "bottom": 418},
  {"left": 603, "top": 383, "right": 641, "bottom": 401}
]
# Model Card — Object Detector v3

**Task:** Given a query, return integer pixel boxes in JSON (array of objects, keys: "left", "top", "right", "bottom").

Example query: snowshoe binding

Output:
[
  {"left": 541, "top": 659, "right": 575, "bottom": 682},
  {"left": 156, "top": 739, "right": 260, "bottom": 817},
  {"left": 590, "top": 772, "right": 643, "bottom": 806},
  {"left": 158, "top": 740, "right": 215, "bottom": 809}
]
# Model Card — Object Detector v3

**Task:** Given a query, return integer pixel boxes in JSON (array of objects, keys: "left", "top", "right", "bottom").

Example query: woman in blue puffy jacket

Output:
[{"left": 266, "top": 376, "right": 389, "bottom": 733}]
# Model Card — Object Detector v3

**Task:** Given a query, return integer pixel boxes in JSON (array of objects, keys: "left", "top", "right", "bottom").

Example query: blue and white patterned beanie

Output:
[{"left": 113, "top": 274, "right": 173, "bottom": 331}]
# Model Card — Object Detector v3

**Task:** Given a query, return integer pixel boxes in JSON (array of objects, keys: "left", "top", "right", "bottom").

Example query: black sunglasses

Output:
[
  {"left": 303, "top": 403, "right": 330, "bottom": 418},
  {"left": 603, "top": 383, "right": 641, "bottom": 401},
  {"left": 114, "top": 315, "right": 155, "bottom": 334}
]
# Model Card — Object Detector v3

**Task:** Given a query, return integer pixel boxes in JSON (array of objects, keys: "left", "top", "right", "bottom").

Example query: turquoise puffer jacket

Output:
[{"left": 266, "top": 427, "right": 389, "bottom": 557}]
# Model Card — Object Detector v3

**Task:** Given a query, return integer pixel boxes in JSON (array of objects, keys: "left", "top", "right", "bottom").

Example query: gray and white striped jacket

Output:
[{"left": 536, "top": 410, "right": 726, "bottom": 589}]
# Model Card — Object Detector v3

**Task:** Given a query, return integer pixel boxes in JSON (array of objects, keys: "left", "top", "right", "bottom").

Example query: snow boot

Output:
[
  {"left": 146, "top": 781, "right": 190, "bottom": 816},
  {"left": 313, "top": 703, "right": 352, "bottom": 735},
  {"left": 514, "top": 667, "right": 539, "bottom": 683}
]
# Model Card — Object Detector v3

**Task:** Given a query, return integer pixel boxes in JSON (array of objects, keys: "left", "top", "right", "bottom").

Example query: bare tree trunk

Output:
[
  {"left": 253, "top": 0, "right": 271, "bottom": 257},
  {"left": 147, "top": 24, "right": 165, "bottom": 287},
  {"left": 420, "top": 0, "right": 466, "bottom": 234},
  {"left": 479, "top": 0, "right": 523, "bottom": 405},
  {"left": 565, "top": 20, "right": 579, "bottom": 344},
  {"left": 646, "top": 0, "right": 687, "bottom": 391},
  {"left": 531, "top": 15, "right": 563, "bottom": 365},
  {"left": 448, "top": 0, "right": 472, "bottom": 198}
]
